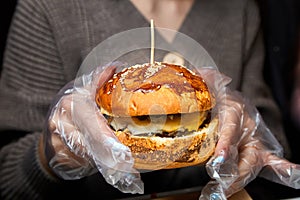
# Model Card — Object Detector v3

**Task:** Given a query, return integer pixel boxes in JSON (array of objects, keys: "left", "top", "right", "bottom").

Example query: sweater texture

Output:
[{"left": 0, "top": 0, "right": 290, "bottom": 199}]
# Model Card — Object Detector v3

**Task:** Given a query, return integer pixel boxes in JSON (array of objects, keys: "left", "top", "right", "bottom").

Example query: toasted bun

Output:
[
  {"left": 95, "top": 62, "right": 218, "bottom": 170},
  {"left": 96, "top": 62, "right": 214, "bottom": 117},
  {"left": 115, "top": 118, "right": 218, "bottom": 170}
]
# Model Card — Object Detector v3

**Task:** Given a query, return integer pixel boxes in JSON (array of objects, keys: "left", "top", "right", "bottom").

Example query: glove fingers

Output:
[
  {"left": 50, "top": 95, "right": 88, "bottom": 157},
  {"left": 260, "top": 154, "right": 300, "bottom": 189},
  {"left": 94, "top": 65, "right": 116, "bottom": 87},
  {"left": 74, "top": 64, "right": 116, "bottom": 93},
  {"left": 207, "top": 103, "right": 244, "bottom": 188},
  {"left": 199, "top": 180, "right": 227, "bottom": 200},
  {"left": 100, "top": 166, "right": 144, "bottom": 194},
  {"left": 204, "top": 146, "right": 263, "bottom": 199},
  {"left": 208, "top": 103, "right": 244, "bottom": 187},
  {"left": 206, "top": 147, "right": 239, "bottom": 190},
  {"left": 71, "top": 72, "right": 141, "bottom": 180},
  {"left": 214, "top": 94, "right": 246, "bottom": 157},
  {"left": 49, "top": 133, "right": 96, "bottom": 179},
  {"left": 196, "top": 67, "right": 232, "bottom": 94},
  {"left": 46, "top": 64, "right": 144, "bottom": 193},
  {"left": 72, "top": 99, "right": 112, "bottom": 138},
  {"left": 224, "top": 146, "right": 263, "bottom": 197}
]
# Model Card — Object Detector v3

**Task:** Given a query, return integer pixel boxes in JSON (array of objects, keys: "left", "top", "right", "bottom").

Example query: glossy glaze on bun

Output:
[
  {"left": 95, "top": 62, "right": 218, "bottom": 170},
  {"left": 96, "top": 62, "right": 214, "bottom": 117}
]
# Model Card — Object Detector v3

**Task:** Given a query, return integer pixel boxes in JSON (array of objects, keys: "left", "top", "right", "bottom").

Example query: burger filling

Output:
[{"left": 105, "top": 111, "right": 211, "bottom": 137}]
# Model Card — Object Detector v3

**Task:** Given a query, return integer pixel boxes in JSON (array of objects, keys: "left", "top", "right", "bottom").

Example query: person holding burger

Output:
[{"left": 0, "top": 0, "right": 299, "bottom": 199}]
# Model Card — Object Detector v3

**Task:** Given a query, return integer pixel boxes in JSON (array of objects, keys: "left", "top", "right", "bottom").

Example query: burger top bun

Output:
[{"left": 96, "top": 62, "right": 214, "bottom": 117}]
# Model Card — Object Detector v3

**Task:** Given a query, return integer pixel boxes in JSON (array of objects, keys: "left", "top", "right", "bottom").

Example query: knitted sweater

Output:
[{"left": 0, "top": 0, "right": 290, "bottom": 199}]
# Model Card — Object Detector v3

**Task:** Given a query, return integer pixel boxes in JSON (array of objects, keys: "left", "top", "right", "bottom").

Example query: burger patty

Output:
[{"left": 104, "top": 111, "right": 211, "bottom": 137}]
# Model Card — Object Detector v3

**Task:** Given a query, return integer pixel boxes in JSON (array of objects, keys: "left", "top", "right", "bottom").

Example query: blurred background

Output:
[{"left": 0, "top": 0, "right": 17, "bottom": 67}]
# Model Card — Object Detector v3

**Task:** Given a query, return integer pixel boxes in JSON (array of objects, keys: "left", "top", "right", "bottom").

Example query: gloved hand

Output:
[
  {"left": 41, "top": 64, "right": 144, "bottom": 194},
  {"left": 197, "top": 67, "right": 300, "bottom": 200}
]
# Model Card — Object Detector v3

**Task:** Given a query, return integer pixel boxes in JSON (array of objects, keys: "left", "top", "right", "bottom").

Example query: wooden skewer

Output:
[{"left": 150, "top": 19, "right": 155, "bottom": 65}]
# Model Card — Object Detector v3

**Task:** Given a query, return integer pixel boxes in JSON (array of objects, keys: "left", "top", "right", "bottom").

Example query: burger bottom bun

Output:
[{"left": 115, "top": 118, "right": 219, "bottom": 170}]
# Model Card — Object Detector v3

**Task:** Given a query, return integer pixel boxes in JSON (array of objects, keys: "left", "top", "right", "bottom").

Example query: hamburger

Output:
[{"left": 95, "top": 62, "right": 218, "bottom": 170}]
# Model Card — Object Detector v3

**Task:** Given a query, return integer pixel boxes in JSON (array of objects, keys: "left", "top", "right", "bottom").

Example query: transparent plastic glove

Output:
[
  {"left": 44, "top": 64, "right": 144, "bottom": 194},
  {"left": 197, "top": 67, "right": 300, "bottom": 200}
]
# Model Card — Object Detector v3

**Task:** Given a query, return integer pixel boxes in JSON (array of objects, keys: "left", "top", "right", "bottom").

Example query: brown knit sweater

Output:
[{"left": 0, "top": 0, "right": 290, "bottom": 199}]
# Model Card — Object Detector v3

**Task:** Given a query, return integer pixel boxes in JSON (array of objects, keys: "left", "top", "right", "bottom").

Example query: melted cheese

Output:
[{"left": 109, "top": 112, "right": 208, "bottom": 136}]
